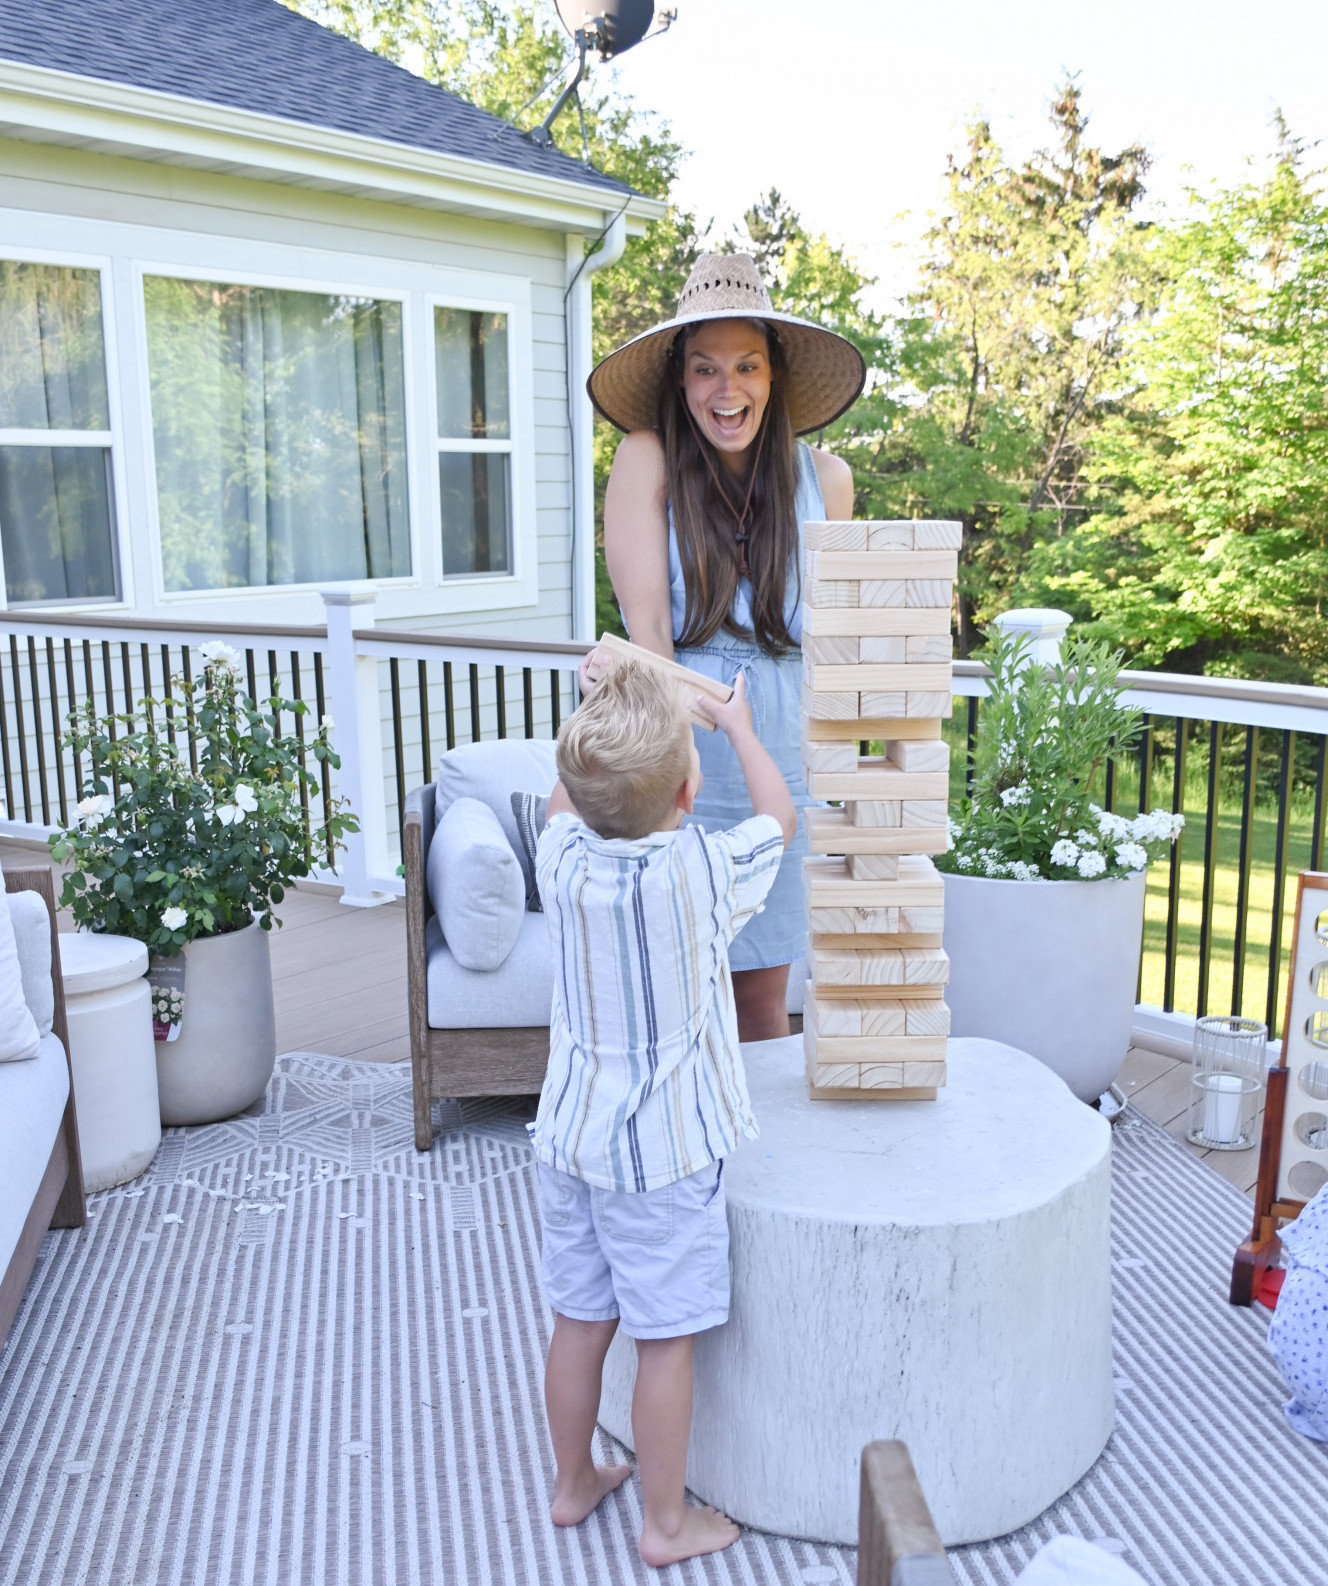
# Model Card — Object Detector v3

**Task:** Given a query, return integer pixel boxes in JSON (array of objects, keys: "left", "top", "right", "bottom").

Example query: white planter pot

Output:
[
  {"left": 155, "top": 921, "right": 276, "bottom": 1127},
  {"left": 942, "top": 868, "right": 1147, "bottom": 1103}
]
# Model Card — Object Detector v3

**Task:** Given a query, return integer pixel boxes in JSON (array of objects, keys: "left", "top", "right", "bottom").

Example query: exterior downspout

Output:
[{"left": 565, "top": 208, "right": 627, "bottom": 642}]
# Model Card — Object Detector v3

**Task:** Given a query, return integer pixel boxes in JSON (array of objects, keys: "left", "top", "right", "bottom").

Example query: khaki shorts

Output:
[{"left": 537, "top": 1159, "right": 730, "bottom": 1340}]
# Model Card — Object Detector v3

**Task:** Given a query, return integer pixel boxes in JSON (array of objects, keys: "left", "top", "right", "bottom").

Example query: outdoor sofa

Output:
[{"left": 0, "top": 867, "right": 85, "bottom": 1350}]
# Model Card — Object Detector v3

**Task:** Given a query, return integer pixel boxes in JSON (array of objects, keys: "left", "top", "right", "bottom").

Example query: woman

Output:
[{"left": 584, "top": 252, "right": 865, "bottom": 1040}]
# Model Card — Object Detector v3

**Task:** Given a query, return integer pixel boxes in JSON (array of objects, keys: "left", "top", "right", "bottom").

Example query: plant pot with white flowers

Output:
[
  {"left": 937, "top": 629, "right": 1184, "bottom": 1104},
  {"left": 51, "top": 641, "right": 357, "bottom": 1126}
]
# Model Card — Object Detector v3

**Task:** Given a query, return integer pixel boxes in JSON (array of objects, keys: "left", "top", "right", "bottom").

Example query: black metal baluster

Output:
[
  {"left": 120, "top": 642, "right": 133, "bottom": 720},
  {"left": 313, "top": 652, "right": 334, "bottom": 869},
  {"left": 181, "top": 647, "right": 198, "bottom": 774},
  {"left": 1313, "top": 735, "right": 1328, "bottom": 873},
  {"left": 443, "top": 662, "right": 456, "bottom": 750},
  {"left": 965, "top": 696, "right": 978, "bottom": 797},
  {"left": 1196, "top": 721, "right": 1223, "bottom": 1016},
  {"left": 1230, "top": 725, "right": 1260, "bottom": 1017},
  {"left": 11, "top": 636, "right": 32, "bottom": 822},
  {"left": 495, "top": 665, "right": 507, "bottom": 740},
  {"left": 550, "top": 670, "right": 562, "bottom": 736},
  {"left": 0, "top": 642, "right": 13, "bottom": 820},
  {"left": 417, "top": 662, "right": 432, "bottom": 785},
  {"left": 140, "top": 644, "right": 154, "bottom": 729},
  {"left": 268, "top": 651, "right": 282, "bottom": 736},
  {"left": 389, "top": 657, "right": 406, "bottom": 846},
  {"left": 1105, "top": 749, "right": 1116, "bottom": 814},
  {"left": 290, "top": 652, "right": 311, "bottom": 863},
  {"left": 27, "top": 637, "right": 50, "bottom": 826},
  {"left": 46, "top": 639, "right": 67, "bottom": 827},
  {"left": 1137, "top": 714, "right": 1153, "bottom": 815},
  {"left": 469, "top": 664, "right": 481, "bottom": 744},
  {"left": 161, "top": 645, "right": 176, "bottom": 749},
  {"left": 522, "top": 668, "right": 534, "bottom": 739},
  {"left": 1266, "top": 730, "right": 1296, "bottom": 1036},
  {"left": 1163, "top": 718, "right": 1188, "bottom": 1013},
  {"left": 64, "top": 640, "right": 80, "bottom": 797}
]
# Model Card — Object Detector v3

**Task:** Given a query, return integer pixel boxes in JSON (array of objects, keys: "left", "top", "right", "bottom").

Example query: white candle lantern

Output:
[{"left": 1186, "top": 1014, "right": 1267, "bottom": 1151}]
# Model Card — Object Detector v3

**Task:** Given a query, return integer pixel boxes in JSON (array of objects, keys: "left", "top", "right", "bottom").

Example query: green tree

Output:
[{"left": 1051, "top": 130, "right": 1328, "bottom": 681}]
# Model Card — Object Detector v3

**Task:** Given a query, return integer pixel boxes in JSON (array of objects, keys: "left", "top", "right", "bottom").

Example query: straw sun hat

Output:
[{"left": 587, "top": 251, "right": 866, "bottom": 437}]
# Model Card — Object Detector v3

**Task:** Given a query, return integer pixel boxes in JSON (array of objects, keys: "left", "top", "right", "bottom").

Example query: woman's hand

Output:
[{"left": 576, "top": 646, "right": 612, "bottom": 697}]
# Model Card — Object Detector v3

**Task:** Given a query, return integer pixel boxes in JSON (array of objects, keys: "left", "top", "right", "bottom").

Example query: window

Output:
[
  {"left": 0, "top": 261, "right": 119, "bottom": 605},
  {"left": 143, "top": 277, "right": 411, "bottom": 592},
  {"left": 434, "top": 307, "right": 511, "bottom": 576}
]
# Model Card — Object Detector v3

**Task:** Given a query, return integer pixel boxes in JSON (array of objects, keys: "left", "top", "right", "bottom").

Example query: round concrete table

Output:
[
  {"left": 597, "top": 1036, "right": 1114, "bottom": 1546},
  {"left": 58, "top": 933, "right": 161, "bottom": 1191}
]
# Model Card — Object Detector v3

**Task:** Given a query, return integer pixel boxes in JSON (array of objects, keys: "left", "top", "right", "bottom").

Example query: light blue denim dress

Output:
[{"left": 663, "top": 443, "right": 823, "bottom": 971}]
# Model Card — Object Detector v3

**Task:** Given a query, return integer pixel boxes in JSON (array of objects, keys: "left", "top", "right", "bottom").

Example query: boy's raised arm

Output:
[{"left": 695, "top": 675, "right": 796, "bottom": 848}]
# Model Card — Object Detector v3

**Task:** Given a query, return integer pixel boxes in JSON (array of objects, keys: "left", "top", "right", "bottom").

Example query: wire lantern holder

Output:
[{"left": 1186, "top": 1014, "right": 1268, "bottom": 1152}]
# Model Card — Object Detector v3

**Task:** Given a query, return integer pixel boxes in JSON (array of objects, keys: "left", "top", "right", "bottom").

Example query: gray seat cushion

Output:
[
  {"left": 435, "top": 739, "right": 557, "bottom": 900},
  {"left": 0, "top": 1033, "right": 69, "bottom": 1273},
  {"left": 9, "top": 889, "right": 54, "bottom": 1038},
  {"left": 425, "top": 913, "right": 553, "bottom": 1029}
]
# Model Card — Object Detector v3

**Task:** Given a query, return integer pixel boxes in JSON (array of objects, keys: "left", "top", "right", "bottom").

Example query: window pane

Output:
[
  {"left": 0, "top": 261, "right": 110, "bottom": 431},
  {"left": 0, "top": 446, "right": 117, "bottom": 603},
  {"left": 143, "top": 278, "right": 411, "bottom": 592},
  {"left": 435, "top": 308, "right": 509, "bottom": 439},
  {"left": 439, "top": 452, "right": 510, "bottom": 575}
]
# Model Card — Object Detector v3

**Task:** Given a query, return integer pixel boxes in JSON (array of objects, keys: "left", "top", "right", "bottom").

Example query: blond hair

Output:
[{"left": 557, "top": 660, "right": 693, "bottom": 839}]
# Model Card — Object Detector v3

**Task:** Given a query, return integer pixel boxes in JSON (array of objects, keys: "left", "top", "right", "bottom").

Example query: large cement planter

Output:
[
  {"left": 155, "top": 921, "right": 276, "bottom": 1126},
  {"left": 942, "top": 867, "right": 1146, "bottom": 1102}
]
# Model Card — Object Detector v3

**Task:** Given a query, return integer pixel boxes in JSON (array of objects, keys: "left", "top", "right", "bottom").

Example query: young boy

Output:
[{"left": 532, "top": 658, "right": 795, "bottom": 1567}]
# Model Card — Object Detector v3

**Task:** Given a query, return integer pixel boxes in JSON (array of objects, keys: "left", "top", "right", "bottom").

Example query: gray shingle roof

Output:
[{"left": 0, "top": 0, "right": 629, "bottom": 197}]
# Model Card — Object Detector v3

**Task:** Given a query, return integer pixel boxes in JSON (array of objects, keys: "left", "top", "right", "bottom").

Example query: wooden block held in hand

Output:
[{"left": 592, "top": 631, "right": 732, "bottom": 732}]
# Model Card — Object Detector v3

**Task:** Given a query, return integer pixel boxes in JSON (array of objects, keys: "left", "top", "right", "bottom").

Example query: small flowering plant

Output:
[
  {"left": 50, "top": 641, "right": 357, "bottom": 955},
  {"left": 938, "top": 627, "right": 1184, "bottom": 883}
]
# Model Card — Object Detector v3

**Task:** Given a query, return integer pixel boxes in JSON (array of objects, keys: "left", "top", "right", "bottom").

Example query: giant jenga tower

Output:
[{"left": 800, "top": 520, "right": 962, "bottom": 1101}]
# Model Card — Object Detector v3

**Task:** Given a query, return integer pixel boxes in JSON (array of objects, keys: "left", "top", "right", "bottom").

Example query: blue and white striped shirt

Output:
[{"left": 533, "top": 811, "right": 785, "bottom": 1193}]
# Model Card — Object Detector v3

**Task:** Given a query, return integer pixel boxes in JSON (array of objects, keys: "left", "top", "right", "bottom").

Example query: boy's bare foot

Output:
[
  {"left": 639, "top": 1503, "right": 740, "bottom": 1566},
  {"left": 550, "top": 1462, "right": 632, "bottom": 1527}
]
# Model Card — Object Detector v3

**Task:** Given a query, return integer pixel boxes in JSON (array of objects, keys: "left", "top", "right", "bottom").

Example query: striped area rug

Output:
[{"left": 0, "top": 1054, "right": 1323, "bottom": 1586}]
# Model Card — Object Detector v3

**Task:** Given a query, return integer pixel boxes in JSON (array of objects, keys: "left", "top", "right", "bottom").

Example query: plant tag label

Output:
[{"left": 148, "top": 957, "right": 187, "bottom": 1042}]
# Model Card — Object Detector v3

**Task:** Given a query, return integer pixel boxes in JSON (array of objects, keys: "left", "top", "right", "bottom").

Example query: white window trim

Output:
[{"left": 0, "top": 243, "right": 133, "bottom": 612}]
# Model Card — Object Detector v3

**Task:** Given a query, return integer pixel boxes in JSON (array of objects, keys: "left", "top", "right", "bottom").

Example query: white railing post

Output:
[
  {"left": 990, "top": 608, "right": 1074, "bottom": 668},
  {"left": 321, "top": 586, "right": 393, "bottom": 908}
]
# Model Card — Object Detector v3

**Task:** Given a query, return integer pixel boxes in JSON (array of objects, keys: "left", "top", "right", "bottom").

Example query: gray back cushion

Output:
[{"left": 435, "top": 739, "right": 558, "bottom": 899}]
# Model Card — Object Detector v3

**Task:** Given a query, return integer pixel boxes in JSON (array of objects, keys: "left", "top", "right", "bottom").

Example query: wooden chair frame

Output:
[
  {"left": 404, "top": 784, "right": 549, "bottom": 1150},
  {"left": 0, "top": 866, "right": 86, "bottom": 1349},
  {"left": 858, "top": 1440, "right": 955, "bottom": 1585}
]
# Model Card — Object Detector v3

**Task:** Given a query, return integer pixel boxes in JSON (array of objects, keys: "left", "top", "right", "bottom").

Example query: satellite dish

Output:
[{"left": 554, "top": 0, "right": 656, "bottom": 59}]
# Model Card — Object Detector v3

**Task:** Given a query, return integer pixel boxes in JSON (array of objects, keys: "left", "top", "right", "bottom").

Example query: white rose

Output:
[
  {"left": 77, "top": 793, "right": 115, "bottom": 828},
  {"left": 198, "top": 640, "right": 242, "bottom": 674},
  {"left": 161, "top": 906, "right": 188, "bottom": 930}
]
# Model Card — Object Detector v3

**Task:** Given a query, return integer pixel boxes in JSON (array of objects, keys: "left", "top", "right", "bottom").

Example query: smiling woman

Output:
[{"left": 584, "top": 253, "right": 865, "bottom": 1039}]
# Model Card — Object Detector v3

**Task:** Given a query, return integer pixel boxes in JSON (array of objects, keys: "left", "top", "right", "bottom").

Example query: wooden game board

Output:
[{"left": 799, "top": 520, "right": 961, "bottom": 1101}]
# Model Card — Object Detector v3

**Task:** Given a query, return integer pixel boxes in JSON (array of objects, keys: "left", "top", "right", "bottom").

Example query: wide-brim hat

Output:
[{"left": 587, "top": 251, "right": 867, "bottom": 436}]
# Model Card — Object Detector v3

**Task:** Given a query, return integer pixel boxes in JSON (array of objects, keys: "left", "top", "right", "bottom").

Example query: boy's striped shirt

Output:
[{"left": 532, "top": 811, "right": 784, "bottom": 1193}]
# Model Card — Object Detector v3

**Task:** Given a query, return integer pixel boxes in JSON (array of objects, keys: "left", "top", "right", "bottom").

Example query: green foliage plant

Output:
[
  {"left": 50, "top": 642, "right": 357, "bottom": 955},
  {"left": 938, "top": 628, "right": 1183, "bottom": 882}
]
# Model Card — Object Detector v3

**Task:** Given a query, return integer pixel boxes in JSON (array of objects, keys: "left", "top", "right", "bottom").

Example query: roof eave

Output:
[{"left": 0, "top": 58, "right": 666, "bottom": 233}]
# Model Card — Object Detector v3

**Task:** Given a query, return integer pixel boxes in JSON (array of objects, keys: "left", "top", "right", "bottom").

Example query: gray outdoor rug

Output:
[{"left": 1, "top": 1053, "right": 1324, "bottom": 1586}]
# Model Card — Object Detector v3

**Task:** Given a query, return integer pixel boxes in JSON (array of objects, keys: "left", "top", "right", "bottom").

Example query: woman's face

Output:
[{"left": 680, "top": 320, "right": 772, "bottom": 467}]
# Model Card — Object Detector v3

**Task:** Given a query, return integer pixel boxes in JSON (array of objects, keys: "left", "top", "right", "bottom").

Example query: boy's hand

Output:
[
  {"left": 576, "top": 646, "right": 611, "bottom": 697},
  {"left": 695, "top": 671, "right": 754, "bottom": 742}
]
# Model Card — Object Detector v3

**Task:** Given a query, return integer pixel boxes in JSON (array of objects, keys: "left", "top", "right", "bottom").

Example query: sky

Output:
[{"left": 598, "top": 0, "right": 1328, "bottom": 305}]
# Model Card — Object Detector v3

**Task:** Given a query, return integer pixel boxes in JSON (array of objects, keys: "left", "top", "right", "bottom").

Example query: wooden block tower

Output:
[{"left": 799, "top": 520, "right": 962, "bottom": 1101}]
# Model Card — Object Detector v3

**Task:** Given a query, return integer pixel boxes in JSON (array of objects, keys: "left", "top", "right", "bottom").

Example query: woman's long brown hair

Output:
[{"left": 660, "top": 321, "right": 801, "bottom": 656}]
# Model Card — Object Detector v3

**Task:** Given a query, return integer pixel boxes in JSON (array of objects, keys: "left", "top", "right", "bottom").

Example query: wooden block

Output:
[
  {"left": 860, "top": 1002, "right": 908, "bottom": 1037},
  {"left": 888, "top": 739, "right": 950, "bottom": 773},
  {"left": 803, "top": 634, "right": 859, "bottom": 665},
  {"left": 593, "top": 631, "right": 732, "bottom": 732},
  {"left": 809, "top": 905, "right": 900, "bottom": 935},
  {"left": 905, "top": 580, "right": 954, "bottom": 608},
  {"left": 801, "top": 605, "right": 951, "bottom": 638},
  {"left": 850, "top": 800, "right": 902, "bottom": 826},
  {"left": 802, "top": 685, "right": 860, "bottom": 720},
  {"left": 807, "top": 766, "right": 951, "bottom": 802},
  {"left": 860, "top": 1053, "right": 948, "bottom": 1084},
  {"left": 806, "top": 663, "right": 952, "bottom": 696},
  {"left": 905, "top": 1000, "right": 951, "bottom": 1036},
  {"left": 804, "top": 984, "right": 862, "bottom": 1037},
  {"left": 813, "top": 933, "right": 944, "bottom": 951},
  {"left": 803, "top": 521, "right": 870, "bottom": 551},
  {"left": 808, "top": 947, "right": 950, "bottom": 987},
  {"left": 804, "top": 806, "right": 949, "bottom": 856},
  {"left": 900, "top": 906, "right": 945, "bottom": 933},
  {"left": 866, "top": 522, "right": 917, "bottom": 550},
  {"left": 910, "top": 520, "right": 963, "bottom": 550},
  {"left": 905, "top": 633, "right": 953, "bottom": 663},
  {"left": 859, "top": 580, "right": 905, "bottom": 608},
  {"left": 906, "top": 692, "right": 953, "bottom": 719},
  {"left": 806, "top": 579, "right": 860, "bottom": 607},
  {"left": 847, "top": 853, "right": 900, "bottom": 880},
  {"left": 800, "top": 735, "right": 859, "bottom": 774},
  {"left": 810, "top": 1034, "right": 945, "bottom": 1064},
  {"left": 804, "top": 855, "right": 943, "bottom": 910},
  {"left": 806, "top": 1082, "right": 939, "bottom": 1102},
  {"left": 859, "top": 636, "right": 905, "bottom": 664},
  {"left": 812, "top": 981, "right": 942, "bottom": 1002},
  {"left": 807, "top": 551, "right": 959, "bottom": 582},
  {"left": 804, "top": 716, "right": 942, "bottom": 742},
  {"left": 902, "top": 947, "right": 950, "bottom": 985},
  {"left": 901, "top": 800, "right": 948, "bottom": 826},
  {"left": 859, "top": 693, "right": 906, "bottom": 718}
]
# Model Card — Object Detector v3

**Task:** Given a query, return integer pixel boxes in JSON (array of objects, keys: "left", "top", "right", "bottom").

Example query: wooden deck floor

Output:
[{"left": 2, "top": 838, "right": 1261, "bottom": 1195}]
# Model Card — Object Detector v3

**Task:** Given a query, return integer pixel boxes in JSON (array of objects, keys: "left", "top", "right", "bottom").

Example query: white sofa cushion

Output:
[
  {"left": 0, "top": 887, "right": 41, "bottom": 1062},
  {"left": 9, "top": 889, "right": 54, "bottom": 1038},
  {"left": 426, "top": 913, "right": 553, "bottom": 1028},
  {"left": 0, "top": 1032, "right": 69, "bottom": 1273},
  {"left": 435, "top": 739, "right": 557, "bottom": 901},
  {"left": 426, "top": 797, "right": 525, "bottom": 972}
]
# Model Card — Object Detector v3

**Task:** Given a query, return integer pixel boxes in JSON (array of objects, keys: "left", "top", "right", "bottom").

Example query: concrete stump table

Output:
[
  {"left": 597, "top": 1035, "right": 1114, "bottom": 1546},
  {"left": 58, "top": 933, "right": 161, "bottom": 1192}
]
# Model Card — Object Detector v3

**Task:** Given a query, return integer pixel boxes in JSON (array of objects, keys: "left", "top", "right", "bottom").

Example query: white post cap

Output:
[{"left": 990, "top": 608, "right": 1073, "bottom": 667}]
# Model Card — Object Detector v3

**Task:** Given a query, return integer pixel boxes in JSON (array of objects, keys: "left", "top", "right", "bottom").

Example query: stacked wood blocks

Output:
[{"left": 800, "top": 520, "right": 962, "bottom": 1102}]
